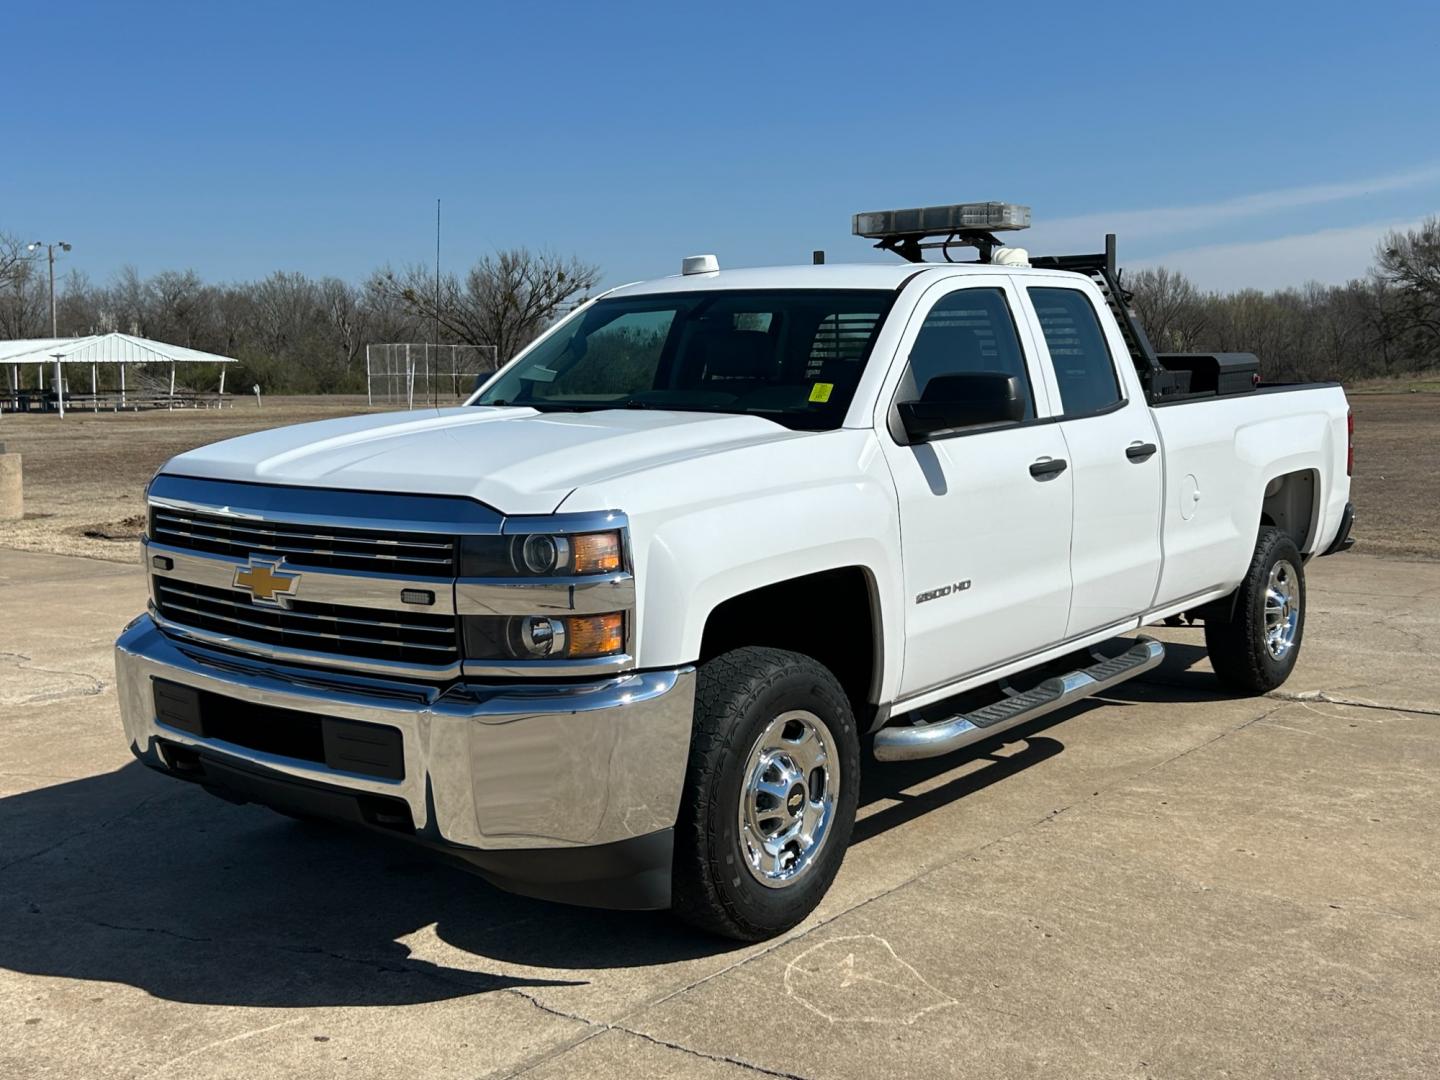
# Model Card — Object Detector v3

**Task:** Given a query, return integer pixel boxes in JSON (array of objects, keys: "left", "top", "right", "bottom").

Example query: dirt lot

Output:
[
  {"left": 1344, "top": 391, "right": 1440, "bottom": 559},
  {"left": 0, "top": 397, "right": 384, "bottom": 561},
  {"left": 0, "top": 390, "right": 1436, "bottom": 561}
]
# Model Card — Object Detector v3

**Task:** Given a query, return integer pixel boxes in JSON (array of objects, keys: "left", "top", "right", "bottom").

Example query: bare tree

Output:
[
  {"left": 55, "top": 268, "right": 98, "bottom": 335},
  {"left": 1377, "top": 217, "right": 1440, "bottom": 301},
  {"left": 1127, "top": 267, "right": 1209, "bottom": 352},
  {"left": 0, "top": 232, "right": 34, "bottom": 292},
  {"left": 376, "top": 248, "right": 600, "bottom": 361},
  {"left": 321, "top": 277, "right": 368, "bottom": 372},
  {"left": 1376, "top": 217, "right": 1440, "bottom": 344},
  {"left": 0, "top": 236, "right": 46, "bottom": 340},
  {"left": 104, "top": 265, "right": 148, "bottom": 336}
]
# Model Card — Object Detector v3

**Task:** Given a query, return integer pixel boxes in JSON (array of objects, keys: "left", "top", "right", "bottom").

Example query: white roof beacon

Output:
[{"left": 681, "top": 254, "right": 720, "bottom": 276}]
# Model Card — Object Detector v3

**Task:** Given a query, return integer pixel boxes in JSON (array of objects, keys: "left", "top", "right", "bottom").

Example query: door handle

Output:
[
  {"left": 1029, "top": 457, "right": 1068, "bottom": 479},
  {"left": 1126, "top": 442, "right": 1158, "bottom": 462}
]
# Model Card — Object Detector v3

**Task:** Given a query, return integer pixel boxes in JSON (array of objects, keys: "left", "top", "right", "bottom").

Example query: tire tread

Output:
[
  {"left": 671, "top": 647, "right": 855, "bottom": 940},
  {"left": 1205, "top": 527, "right": 1304, "bottom": 694}
]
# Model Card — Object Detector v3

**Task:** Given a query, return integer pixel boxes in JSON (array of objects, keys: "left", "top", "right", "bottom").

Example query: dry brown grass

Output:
[{"left": 0, "top": 391, "right": 1436, "bottom": 563}]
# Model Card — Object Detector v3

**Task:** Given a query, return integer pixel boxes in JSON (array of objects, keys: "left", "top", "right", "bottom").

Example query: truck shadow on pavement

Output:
[
  {"left": 0, "top": 638, "right": 1227, "bottom": 1009},
  {"left": 854, "top": 637, "right": 1223, "bottom": 844}
]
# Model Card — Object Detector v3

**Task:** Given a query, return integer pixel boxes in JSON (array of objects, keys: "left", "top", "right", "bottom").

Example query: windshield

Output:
[{"left": 474, "top": 289, "right": 896, "bottom": 430}]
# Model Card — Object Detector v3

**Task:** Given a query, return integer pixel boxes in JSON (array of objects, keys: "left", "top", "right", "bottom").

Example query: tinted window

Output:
[
  {"left": 1028, "top": 287, "right": 1122, "bottom": 416},
  {"left": 475, "top": 290, "right": 893, "bottom": 431},
  {"left": 556, "top": 309, "right": 675, "bottom": 395},
  {"left": 907, "top": 287, "right": 1034, "bottom": 420}
]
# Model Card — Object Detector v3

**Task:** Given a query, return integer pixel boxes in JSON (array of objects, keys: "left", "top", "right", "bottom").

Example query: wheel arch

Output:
[
  {"left": 1258, "top": 467, "right": 1321, "bottom": 554},
  {"left": 696, "top": 566, "right": 885, "bottom": 727}
]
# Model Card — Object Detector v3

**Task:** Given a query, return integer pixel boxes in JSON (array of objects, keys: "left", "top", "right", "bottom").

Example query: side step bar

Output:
[{"left": 873, "top": 637, "right": 1165, "bottom": 763}]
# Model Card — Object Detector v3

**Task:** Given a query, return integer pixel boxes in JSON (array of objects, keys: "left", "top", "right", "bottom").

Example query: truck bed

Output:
[{"left": 1147, "top": 380, "right": 1351, "bottom": 608}]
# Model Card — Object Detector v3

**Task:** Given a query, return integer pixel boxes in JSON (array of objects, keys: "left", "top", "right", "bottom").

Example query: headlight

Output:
[
  {"left": 463, "top": 612, "right": 626, "bottom": 661},
  {"left": 459, "top": 530, "right": 624, "bottom": 578},
  {"left": 458, "top": 513, "right": 631, "bottom": 669}
]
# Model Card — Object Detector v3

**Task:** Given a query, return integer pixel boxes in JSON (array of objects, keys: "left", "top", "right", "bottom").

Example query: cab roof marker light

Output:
[{"left": 852, "top": 202, "right": 1031, "bottom": 239}]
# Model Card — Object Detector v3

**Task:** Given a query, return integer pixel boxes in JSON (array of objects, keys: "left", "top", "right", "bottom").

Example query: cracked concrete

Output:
[
  {"left": 1, "top": 547, "right": 1437, "bottom": 1079},
  {"left": 0, "top": 649, "right": 106, "bottom": 707}
]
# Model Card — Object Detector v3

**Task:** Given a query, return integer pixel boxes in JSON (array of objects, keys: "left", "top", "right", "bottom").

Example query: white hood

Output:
[{"left": 160, "top": 406, "right": 804, "bottom": 514}]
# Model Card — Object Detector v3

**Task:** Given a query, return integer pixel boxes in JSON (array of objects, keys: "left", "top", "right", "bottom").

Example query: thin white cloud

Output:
[
  {"left": 1132, "top": 218, "right": 1425, "bottom": 292},
  {"left": 1026, "top": 163, "right": 1440, "bottom": 250}
]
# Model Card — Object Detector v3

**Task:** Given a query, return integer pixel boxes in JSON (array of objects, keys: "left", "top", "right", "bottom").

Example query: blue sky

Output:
[{"left": 6, "top": 1, "right": 1439, "bottom": 292}]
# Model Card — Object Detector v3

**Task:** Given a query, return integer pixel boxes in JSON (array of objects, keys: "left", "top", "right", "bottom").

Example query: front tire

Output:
[
  {"left": 1205, "top": 527, "right": 1306, "bottom": 694},
  {"left": 672, "top": 647, "right": 860, "bottom": 941}
]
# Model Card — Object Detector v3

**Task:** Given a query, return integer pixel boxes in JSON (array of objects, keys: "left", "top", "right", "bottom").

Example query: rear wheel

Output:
[
  {"left": 1205, "top": 526, "right": 1305, "bottom": 694},
  {"left": 672, "top": 647, "right": 859, "bottom": 941}
]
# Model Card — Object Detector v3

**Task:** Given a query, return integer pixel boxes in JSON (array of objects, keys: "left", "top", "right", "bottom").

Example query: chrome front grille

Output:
[
  {"left": 149, "top": 507, "right": 457, "bottom": 578},
  {"left": 154, "top": 579, "right": 460, "bottom": 668}
]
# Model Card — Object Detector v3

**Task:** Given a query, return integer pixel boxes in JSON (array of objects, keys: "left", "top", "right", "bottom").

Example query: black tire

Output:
[
  {"left": 1204, "top": 526, "right": 1306, "bottom": 694},
  {"left": 671, "top": 647, "right": 860, "bottom": 941}
]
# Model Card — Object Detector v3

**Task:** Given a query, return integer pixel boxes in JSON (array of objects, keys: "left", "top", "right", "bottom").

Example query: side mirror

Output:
[
  {"left": 473, "top": 373, "right": 487, "bottom": 393},
  {"left": 896, "top": 372, "right": 1025, "bottom": 443}
]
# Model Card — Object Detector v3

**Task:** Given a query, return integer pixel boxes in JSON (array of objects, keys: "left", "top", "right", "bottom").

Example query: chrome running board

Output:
[{"left": 873, "top": 637, "right": 1165, "bottom": 763}]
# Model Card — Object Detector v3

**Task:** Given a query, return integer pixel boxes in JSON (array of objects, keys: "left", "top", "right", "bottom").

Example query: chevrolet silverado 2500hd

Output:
[{"left": 115, "top": 203, "right": 1355, "bottom": 940}]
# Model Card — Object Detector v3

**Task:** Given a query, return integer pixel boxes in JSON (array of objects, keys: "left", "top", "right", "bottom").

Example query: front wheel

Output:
[
  {"left": 1205, "top": 526, "right": 1306, "bottom": 694},
  {"left": 671, "top": 647, "right": 859, "bottom": 941}
]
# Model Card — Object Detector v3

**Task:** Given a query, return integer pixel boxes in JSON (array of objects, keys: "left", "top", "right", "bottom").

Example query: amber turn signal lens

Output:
[
  {"left": 564, "top": 612, "right": 624, "bottom": 657},
  {"left": 571, "top": 531, "right": 623, "bottom": 574}
]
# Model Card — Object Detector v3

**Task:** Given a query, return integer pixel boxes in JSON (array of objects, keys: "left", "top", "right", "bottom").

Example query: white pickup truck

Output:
[{"left": 115, "top": 203, "right": 1355, "bottom": 940}]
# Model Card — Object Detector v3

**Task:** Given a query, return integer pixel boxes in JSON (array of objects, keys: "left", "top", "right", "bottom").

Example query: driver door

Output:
[{"left": 877, "top": 278, "right": 1074, "bottom": 700}]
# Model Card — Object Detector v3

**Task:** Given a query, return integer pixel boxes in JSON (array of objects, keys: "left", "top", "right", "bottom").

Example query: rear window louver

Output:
[{"left": 807, "top": 312, "right": 879, "bottom": 376}]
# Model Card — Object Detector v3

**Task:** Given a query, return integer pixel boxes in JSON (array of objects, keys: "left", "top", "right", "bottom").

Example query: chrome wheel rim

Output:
[
  {"left": 737, "top": 710, "right": 839, "bottom": 889},
  {"left": 1264, "top": 558, "right": 1301, "bottom": 660}
]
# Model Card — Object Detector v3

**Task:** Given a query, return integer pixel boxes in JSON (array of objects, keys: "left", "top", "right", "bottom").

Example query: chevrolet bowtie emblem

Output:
[{"left": 233, "top": 556, "right": 300, "bottom": 606}]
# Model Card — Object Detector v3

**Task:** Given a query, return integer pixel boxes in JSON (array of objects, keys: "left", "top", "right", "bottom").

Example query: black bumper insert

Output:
[{"left": 153, "top": 678, "right": 406, "bottom": 781}]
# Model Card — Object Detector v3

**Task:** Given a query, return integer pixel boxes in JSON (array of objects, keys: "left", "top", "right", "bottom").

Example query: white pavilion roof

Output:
[{"left": 0, "top": 333, "right": 238, "bottom": 365}]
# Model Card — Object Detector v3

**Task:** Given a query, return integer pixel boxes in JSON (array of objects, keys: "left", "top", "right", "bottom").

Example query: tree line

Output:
[
  {"left": 0, "top": 238, "right": 599, "bottom": 394},
  {"left": 3, "top": 218, "right": 1438, "bottom": 393},
  {"left": 1125, "top": 217, "right": 1439, "bottom": 383}
]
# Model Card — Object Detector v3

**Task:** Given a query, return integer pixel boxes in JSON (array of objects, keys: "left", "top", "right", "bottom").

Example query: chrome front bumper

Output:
[{"left": 115, "top": 615, "right": 695, "bottom": 900}]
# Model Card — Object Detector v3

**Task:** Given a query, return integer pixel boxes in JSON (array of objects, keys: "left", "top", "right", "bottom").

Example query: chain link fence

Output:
[{"left": 365, "top": 343, "right": 500, "bottom": 408}]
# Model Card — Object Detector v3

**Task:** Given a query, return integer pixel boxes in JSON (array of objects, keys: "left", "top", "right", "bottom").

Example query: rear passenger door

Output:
[
  {"left": 878, "top": 278, "right": 1074, "bottom": 700},
  {"left": 1022, "top": 284, "right": 1163, "bottom": 636}
]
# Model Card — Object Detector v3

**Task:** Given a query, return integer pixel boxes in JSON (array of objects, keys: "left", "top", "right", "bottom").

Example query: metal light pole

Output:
[
  {"left": 27, "top": 241, "right": 72, "bottom": 338},
  {"left": 50, "top": 352, "right": 66, "bottom": 418}
]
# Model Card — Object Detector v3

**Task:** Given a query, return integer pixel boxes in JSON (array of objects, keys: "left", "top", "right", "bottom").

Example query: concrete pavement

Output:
[{"left": 1, "top": 548, "right": 1437, "bottom": 1078}]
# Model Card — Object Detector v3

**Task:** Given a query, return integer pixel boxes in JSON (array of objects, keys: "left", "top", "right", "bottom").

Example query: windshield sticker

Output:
[{"left": 809, "top": 383, "right": 834, "bottom": 403}]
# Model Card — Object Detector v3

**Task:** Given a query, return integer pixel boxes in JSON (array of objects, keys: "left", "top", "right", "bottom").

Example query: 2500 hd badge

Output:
[{"left": 916, "top": 579, "right": 972, "bottom": 604}]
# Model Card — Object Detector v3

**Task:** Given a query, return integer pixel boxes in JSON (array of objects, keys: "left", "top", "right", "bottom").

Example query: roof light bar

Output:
[{"left": 852, "top": 202, "right": 1031, "bottom": 239}]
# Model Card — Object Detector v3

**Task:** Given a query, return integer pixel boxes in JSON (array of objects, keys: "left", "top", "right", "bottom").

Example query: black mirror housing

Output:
[{"left": 897, "top": 372, "right": 1025, "bottom": 443}]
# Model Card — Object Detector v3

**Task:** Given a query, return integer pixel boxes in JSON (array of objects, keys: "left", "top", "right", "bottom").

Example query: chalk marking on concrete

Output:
[{"left": 782, "top": 933, "right": 958, "bottom": 1025}]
